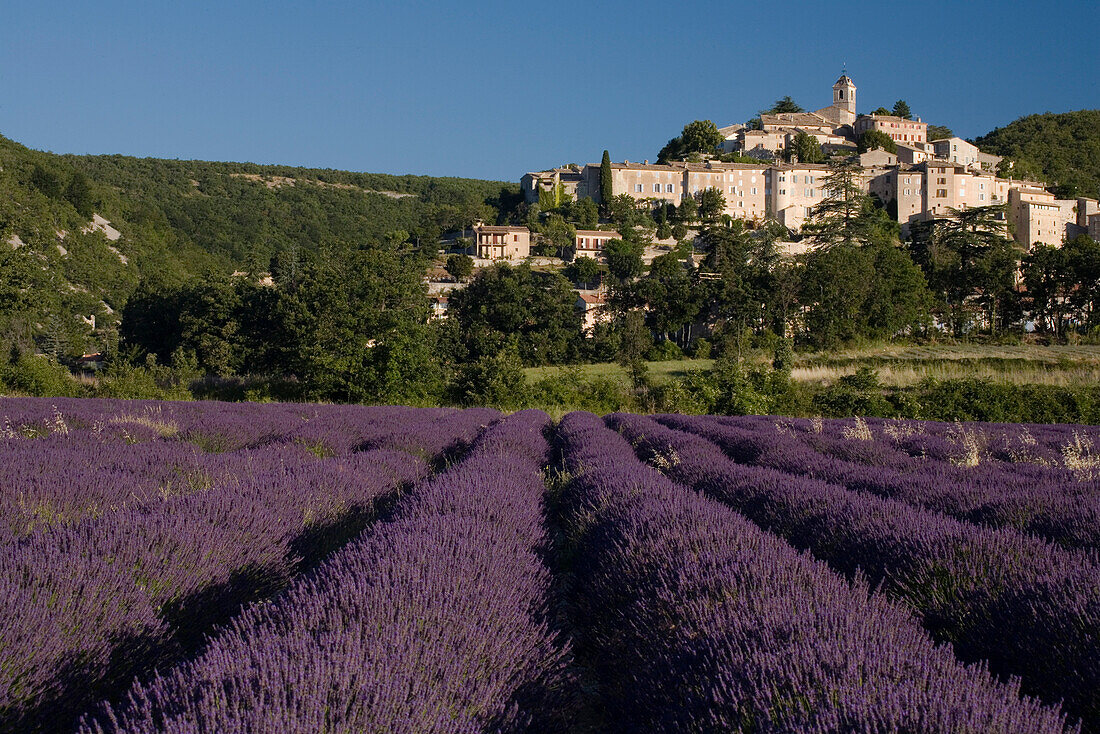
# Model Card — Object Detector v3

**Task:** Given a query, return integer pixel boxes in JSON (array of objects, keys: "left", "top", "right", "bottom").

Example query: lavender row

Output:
[
  {"left": 613, "top": 413, "right": 1100, "bottom": 730},
  {"left": 0, "top": 409, "right": 493, "bottom": 733},
  {"left": 0, "top": 397, "right": 452, "bottom": 452},
  {"left": 0, "top": 404, "right": 466, "bottom": 543},
  {"left": 0, "top": 434, "right": 207, "bottom": 542},
  {"left": 769, "top": 414, "right": 1100, "bottom": 456},
  {"left": 82, "top": 410, "right": 572, "bottom": 733},
  {"left": 555, "top": 412, "right": 1073, "bottom": 732},
  {"left": 699, "top": 415, "right": 1100, "bottom": 549}
]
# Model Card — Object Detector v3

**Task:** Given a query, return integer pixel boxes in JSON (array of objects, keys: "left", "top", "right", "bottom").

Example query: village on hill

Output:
[
  {"left": 418, "top": 74, "right": 1100, "bottom": 328},
  {"left": 520, "top": 75, "right": 1098, "bottom": 251}
]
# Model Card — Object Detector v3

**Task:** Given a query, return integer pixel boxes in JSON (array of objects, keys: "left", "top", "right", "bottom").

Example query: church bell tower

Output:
[{"left": 832, "top": 74, "right": 857, "bottom": 124}]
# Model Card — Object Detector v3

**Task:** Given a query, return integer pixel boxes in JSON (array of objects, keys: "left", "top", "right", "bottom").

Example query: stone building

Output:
[
  {"left": 574, "top": 229, "right": 620, "bottom": 259},
  {"left": 473, "top": 224, "right": 531, "bottom": 261}
]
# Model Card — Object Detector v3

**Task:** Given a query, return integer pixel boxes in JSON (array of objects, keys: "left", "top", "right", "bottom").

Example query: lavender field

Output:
[{"left": 1, "top": 398, "right": 1098, "bottom": 733}]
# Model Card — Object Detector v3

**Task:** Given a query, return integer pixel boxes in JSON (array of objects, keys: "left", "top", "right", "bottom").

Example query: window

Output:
[
  {"left": 780, "top": 175, "right": 786, "bottom": 182},
  {"left": 936, "top": 189, "right": 947, "bottom": 198},
  {"left": 779, "top": 189, "right": 786, "bottom": 195},
  {"left": 806, "top": 188, "right": 813, "bottom": 197},
  {"left": 667, "top": 183, "right": 674, "bottom": 193},
  {"left": 979, "top": 193, "right": 985, "bottom": 201},
  {"left": 904, "top": 188, "right": 911, "bottom": 196},
  {"left": 653, "top": 183, "right": 661, "bottom": 192},
  {"left": 808, "top": 175, "right": 814, "bottom": 183},
  {"left": 738, "top": 201, "right": 744, "bottom": 208},
  {"left": 937, "top": 177, "right": 947, "bottom": 185},
  {"left": 513, "top": 235, "right": 518, "bottom": 242},
  {"left": 729, "top": 186, "right": 735, "bottom": 193},
  {"left": 635, "top": 184, "right": 643, "bottom": 193},
  {"left": 751, "top": 187, "right": 757, "bottom": 195}
]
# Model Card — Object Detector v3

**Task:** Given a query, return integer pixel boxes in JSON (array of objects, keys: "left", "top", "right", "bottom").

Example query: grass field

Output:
[{"left": 524, "top": 343, "right": 1100, "bottom": 388}]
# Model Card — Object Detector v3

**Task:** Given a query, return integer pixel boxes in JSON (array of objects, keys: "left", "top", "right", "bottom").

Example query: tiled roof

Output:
[{"left": 476, "top": 225, "right": 529, "bottom": 233}]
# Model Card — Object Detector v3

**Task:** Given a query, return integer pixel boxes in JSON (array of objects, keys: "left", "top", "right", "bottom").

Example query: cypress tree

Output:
[{"left": 600, "top": 150, "right": 613, "bottom": 215}]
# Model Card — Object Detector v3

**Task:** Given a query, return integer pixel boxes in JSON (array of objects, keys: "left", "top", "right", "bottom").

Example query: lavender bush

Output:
[{"left": 556, "top": 411, "right": 1074, "bottom": 733}]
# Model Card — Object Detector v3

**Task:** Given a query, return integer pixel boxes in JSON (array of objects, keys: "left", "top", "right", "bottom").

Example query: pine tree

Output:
[
  {"left": 802, "top": 159, "right": 875, "bottom": 248},
  {"left": 892, "top": 100, "right": 912, "bottom": 119}
]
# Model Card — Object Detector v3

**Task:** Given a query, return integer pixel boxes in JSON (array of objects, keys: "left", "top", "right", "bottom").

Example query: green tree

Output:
[
  {"left": 600, "top": 150, "right": 613, "bottom": 214},
  {"left": 1065, "top": 234, "right": 1100, "bottom": 330},
  {"left": 543, "top": 214, "right": 577, "bottom": 258},
  {"left": 1023, "top": 244, "right": 1074, "bottom": 335},
  {"left": 680, "top": 120, "right": 723, "bottom": 155},
  {"left": 677, "top": 195, "right": 699, "bottom": 226},
  {"left": 697, "top": 222, "right": 778, "bottom": 341},
  {"left": 871, "top": 107, "right": 892, "bottom": 116},
  {"left": 604, "top": 238, "right": 645, "bottom": 282},
  {"left": 617, "top": 309, "right": 652, "bottom": 391},
  {"left": 567, "top": 255, "right": 602, "bottom": 288},
  {"left": 637, "top": 252, "right": 701, "bottom": 347},
  {"left": 369, "top": 322, "right": 446, "bottom": 405},
  {"left": 909, "top": 204, "right": 1019, "bottom": 334},
  {"left": 926, "top": 125, "right": 953, "bottom": 142},
  {"left": 892, "top": 100, "right": 912, "bottom": 119},
  {"left": 698, "top": 187, "right": 726, "bottom": 223},
  {"left": 858, "top": 130, "right": 898, "bottom": 154},
  {"left": 573, "top": 197, "right": 599, "bottom": 229},
  {"left": 764, "top": 96, "right": 804, "bottom": 114},
  {"left": 788, "top": 130, "right": 825, "bottom": 163},
  {"left": 449, "top": 341, "right": 530, "bottom": 408},
  {"left": 802, "top": 159, "right": 878, "bottom": 248},
  {"left": 65, "top": 172, "right": 96, "bottom": 219},
  {"left": 448, "top": 262, "right": 582, "bottom": 365},
  {"left": 659, "top": 120, "right": 724, "bottom": 162},
  {"left": 445, "top": 253, "right": 474, "bottom": 282},
  {"left": 30, "top": 165, "right": 63, "bottom": 199}
]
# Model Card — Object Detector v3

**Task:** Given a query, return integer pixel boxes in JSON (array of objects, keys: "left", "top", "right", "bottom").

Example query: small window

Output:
[
  {"left": 635, "top": 184, "right": 643, "bottom": 193},
  {"left": 752, "top": 187, "right": 757, "bottom": 195},
  {"left": 667, "top": 183, "right": 674, "bottom": 193},
  {"left": 654, "top": 183, "right": 661, "bottom": 192}
]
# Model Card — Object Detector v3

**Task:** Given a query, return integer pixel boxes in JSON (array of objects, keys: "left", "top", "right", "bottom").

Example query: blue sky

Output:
[{"left": 1, "top": 1, "right": 1097, "bottom": 182}]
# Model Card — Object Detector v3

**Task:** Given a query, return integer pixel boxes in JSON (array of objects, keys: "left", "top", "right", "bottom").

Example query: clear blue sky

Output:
[{"left": 2, "top": 0, "right": 1097, "bottom": 182}]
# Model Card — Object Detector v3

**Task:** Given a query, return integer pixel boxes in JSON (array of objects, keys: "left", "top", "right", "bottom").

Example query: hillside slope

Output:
[
  {"left": 975, "top": 110, "right": 1100, "bottom": 198},
  {"left": 0, "top": 133, "right": 516, "bottom": 356}
]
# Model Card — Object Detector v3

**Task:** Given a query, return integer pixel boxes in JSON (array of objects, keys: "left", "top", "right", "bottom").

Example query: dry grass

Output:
[
  {"left": 790, "top": 359, "right": 1100, "bottom": 387},
  {"left": 524, "top": 344, "right": 1100, "bottom": 389},
  {"left": 107, "top": 406, "right": 180, "bottom": 438}
]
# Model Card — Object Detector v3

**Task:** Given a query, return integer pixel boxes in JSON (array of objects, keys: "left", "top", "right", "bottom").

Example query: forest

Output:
[{"left": 3, "top": 113, "right": 1100, "bottom": 420}]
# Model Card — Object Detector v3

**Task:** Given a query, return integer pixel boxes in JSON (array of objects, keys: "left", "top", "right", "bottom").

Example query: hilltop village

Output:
[{"left": 517, "top": 75, "right": 1098, "bottom": 253}]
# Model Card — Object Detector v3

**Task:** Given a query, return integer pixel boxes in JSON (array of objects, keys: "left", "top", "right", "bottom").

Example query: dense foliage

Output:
[
  {"left": 975, "top": 110, "right": 1100, "bottom": 198},
  {"left": 0, "top": 132, "right": 516, "bottom": 361}
]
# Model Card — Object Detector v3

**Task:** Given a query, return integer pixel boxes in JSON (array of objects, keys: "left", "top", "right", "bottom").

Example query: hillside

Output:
[
  {"left": 0, "top": 133, "right": 517, "bottom": 356},
  {"left": 975, "top": 110, "right": 1100, "bottom": 198}
]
